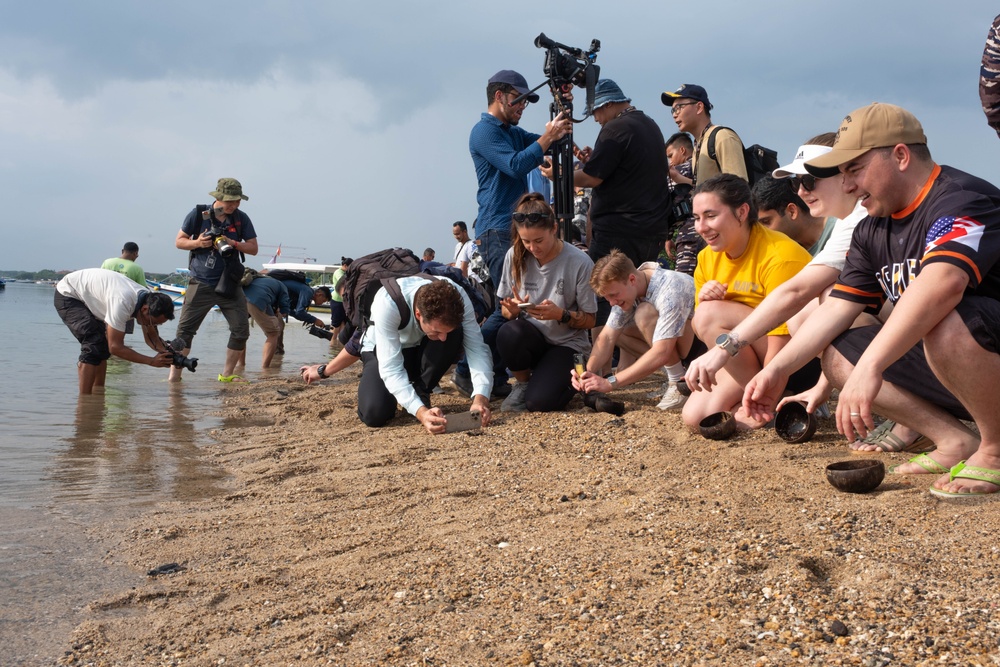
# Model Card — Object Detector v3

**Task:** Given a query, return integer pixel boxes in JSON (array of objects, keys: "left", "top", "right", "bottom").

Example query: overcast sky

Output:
[{"left": 2, "top": 1, "right": 998, "bottom": 274}]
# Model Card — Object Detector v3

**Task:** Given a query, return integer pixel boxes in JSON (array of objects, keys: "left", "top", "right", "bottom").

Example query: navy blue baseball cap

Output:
[
  {"left": 661, "top": 83, "right": 713, "bottom": 110},
  {"left": 488, "top": 70, "right": 540, "bottom": 103}
]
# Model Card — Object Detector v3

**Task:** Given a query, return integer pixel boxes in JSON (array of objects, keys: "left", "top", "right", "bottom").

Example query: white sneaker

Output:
[
  {"left": 656, "top": 382, "right": 687, "bottom": 411},
  {"left": 500, "top": 382, "right": 529, "bottom": 412},
  {"left": 646, "top": 380, "right": 670, "bottom": 399}
]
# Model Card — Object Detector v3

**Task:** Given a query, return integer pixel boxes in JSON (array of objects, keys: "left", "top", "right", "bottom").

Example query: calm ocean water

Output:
[{"left": 0, "top": 281, "right": 332, "bottom": 665}]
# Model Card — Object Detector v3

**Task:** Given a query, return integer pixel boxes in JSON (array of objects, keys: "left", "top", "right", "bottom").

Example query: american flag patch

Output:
[{"left": 925, "top": 216, "right": 985, "bottom": 253}]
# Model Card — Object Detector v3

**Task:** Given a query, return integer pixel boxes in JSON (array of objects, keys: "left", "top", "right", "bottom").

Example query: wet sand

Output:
[{"left": 58, "top": 371, "right": 1000, "bottom": 666}]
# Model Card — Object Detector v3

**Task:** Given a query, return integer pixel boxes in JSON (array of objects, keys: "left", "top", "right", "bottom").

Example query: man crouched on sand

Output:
[
  {"left": 742, "top": 102, "right": 1000, "bottom": 499},
  {"left": 328, "top": 276, "right": 493, "bottom": 434},
  {"left": 573, "top": 250, "right": 699, "bottom": 410}
]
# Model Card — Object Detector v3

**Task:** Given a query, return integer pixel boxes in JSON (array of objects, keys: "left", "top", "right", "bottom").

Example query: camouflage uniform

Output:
[
  {"left": 982, "top": 14, "right": 1000, "bottom": 137},
  {"left": 667, "top": 160, "right": 705, "bottom": 276}
]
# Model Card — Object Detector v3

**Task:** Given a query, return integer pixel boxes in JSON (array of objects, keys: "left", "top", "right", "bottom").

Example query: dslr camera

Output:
[
  {"left": 164, "top": 338, "right": 198, "bottom": 372},
  {"left": 201, "top": 208, "right": 237, "bottom": 258},
  {"left": 308, "top": 324, "right": 334, "bottom": 341}
]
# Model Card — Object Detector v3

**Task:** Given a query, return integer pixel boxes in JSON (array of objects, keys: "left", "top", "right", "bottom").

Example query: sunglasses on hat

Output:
[{"left": 512, "top": 212, "right": 552, "bottom": 223}]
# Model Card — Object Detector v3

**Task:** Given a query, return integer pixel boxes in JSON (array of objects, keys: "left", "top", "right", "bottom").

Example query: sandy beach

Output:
[{"left": 57, "top": 370, "right": 1000, "bottom": 667}]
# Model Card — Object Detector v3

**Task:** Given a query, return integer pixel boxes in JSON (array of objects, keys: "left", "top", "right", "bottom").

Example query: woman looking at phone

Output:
[{"left": 495, "top": 193, "right": 598, "bottom": 412}]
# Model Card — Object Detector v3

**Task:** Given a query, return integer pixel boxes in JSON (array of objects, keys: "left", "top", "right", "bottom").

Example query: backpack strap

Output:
[
  {"left": 706, "top": 126, "right": 726, "bottom": 167},
  {"left": 382, "top": 273, "right": 441, "bottom": 330}
]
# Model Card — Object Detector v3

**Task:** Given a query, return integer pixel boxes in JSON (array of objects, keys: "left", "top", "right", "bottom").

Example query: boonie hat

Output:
[
  {"left": 488, "top": 70, "right": 540, "bottom": 103},
  {"left": 593, "top": 79, "right": 631, "bottom": 111},
  {"left": 804, "top": 102, "right": 927, "bottom": 177},
  {"left": 772, "top": 144, "right": 833, "bottom": 178},
  {"left": 210, "top": 177, "right": 249, "bottom": 201},
  {"left": 661, "top": 83, "right": 712, "bottom": 110}
]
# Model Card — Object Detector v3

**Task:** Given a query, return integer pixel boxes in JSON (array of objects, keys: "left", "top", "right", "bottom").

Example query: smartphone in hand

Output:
[{"left": 444, "top": 411, "right": 482, "bottom": 433}]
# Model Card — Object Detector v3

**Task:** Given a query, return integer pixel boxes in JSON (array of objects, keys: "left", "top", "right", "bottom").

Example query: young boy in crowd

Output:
[{"left": 664, "top": 132, "right": 704, "bottom": 276}]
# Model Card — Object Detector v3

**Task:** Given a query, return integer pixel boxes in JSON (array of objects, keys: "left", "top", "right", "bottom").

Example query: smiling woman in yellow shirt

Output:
[{"left": 684, "top": 174, "right": 812, "bottom": 431}]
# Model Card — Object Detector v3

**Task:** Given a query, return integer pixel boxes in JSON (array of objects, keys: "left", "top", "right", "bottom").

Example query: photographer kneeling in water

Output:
[{"left": 55, "top": 268, "right": 176, "bottom": 394}]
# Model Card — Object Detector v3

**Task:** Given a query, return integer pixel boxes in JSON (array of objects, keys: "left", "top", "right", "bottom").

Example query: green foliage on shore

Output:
[{"left": 0, "top": 269, "right": 180, "bottom": 282}]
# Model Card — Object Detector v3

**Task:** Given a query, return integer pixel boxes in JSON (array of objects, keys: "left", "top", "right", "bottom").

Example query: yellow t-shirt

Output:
[{"left": 694, "top": 224, "right": 811, "bottom": 336}]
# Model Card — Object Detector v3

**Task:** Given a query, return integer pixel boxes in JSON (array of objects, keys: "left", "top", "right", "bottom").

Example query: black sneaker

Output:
[
  {"left": 451, "top": 370, "right": 474, "bottom": 398},
  {"left": 490, "top": 380, "right": 512, "bottom": 400}
]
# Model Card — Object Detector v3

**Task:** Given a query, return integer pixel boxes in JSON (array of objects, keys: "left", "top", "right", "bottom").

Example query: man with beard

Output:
[{"left": 458, "top": 70, "right": 572, "bottom": 398}]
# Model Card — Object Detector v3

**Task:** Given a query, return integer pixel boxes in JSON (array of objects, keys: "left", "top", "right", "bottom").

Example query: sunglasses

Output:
[
  {"left": 512, "top": 212, "right": 552, "bottom": 223},
  {"left": 790, "top": 173, "right": 818, "bottom": 192}
]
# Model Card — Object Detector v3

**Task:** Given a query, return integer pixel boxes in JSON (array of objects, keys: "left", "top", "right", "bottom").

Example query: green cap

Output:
[{"left": 209, "top": 177, "right": 249, "bottom": 202}]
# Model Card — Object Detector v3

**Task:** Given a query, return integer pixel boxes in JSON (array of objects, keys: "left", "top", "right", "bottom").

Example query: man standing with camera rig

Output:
[
  {"left": 458, "top": 69, "right": 574, "bottom": 398},
  {"left": 170, "top": 177, "right": 258, "bottom": 383}
]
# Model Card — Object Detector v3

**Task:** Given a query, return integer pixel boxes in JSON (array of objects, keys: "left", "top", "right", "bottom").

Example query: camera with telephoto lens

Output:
[
  {"left": 201, "top": 208, "right": 237, "bottom": 258},
  {"left": 308, "top": 324, "right": 333, "bottom": 341},
  {"left": 164, "top": 338, "right": 198, "bottom": 372}
]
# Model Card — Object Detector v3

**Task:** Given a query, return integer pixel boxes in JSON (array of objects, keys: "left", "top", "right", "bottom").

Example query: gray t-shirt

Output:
[
  {"left": 498, "top": 241, "right": 597, "bottom": 354},
  {"left": 606, "top": 262, "right": 695, "bottom": 341}
]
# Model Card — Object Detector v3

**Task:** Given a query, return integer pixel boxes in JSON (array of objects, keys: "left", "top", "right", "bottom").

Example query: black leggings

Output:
[
  {"left": 357, "top": 329, "right": 463, "bottom": 427},
  {"left": 496, "top": 318, "right": 577, "bottom": 412}
]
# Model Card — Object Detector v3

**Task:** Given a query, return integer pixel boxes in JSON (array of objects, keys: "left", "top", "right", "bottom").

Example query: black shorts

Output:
[
  {"left": 831, "top": 324, "right": 971, "bottom": 421},
  {"left": 329, "top": 300, "right": 347, "bottom": 327},
  {"left": 954, "top": 294, "right": 1000, "bottom": 354},
  {"left": 54, "top": 291, "right": 110, "bottom": 365}
]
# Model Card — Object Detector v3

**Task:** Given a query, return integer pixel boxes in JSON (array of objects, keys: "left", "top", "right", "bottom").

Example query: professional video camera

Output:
[
  {"left": 164, "top": 338, "right": 198, "bottom": 372},
  {"left": 200, "top": 207, "right": 237, "bottom": 258},
  {"left": 534, "top": 33, "right": 601, "bottom": 116},
  {"left": 532, "top": 33, "right": 600, "bottom": 240}
]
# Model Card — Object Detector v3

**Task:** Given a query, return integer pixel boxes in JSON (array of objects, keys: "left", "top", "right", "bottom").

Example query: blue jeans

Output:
[{"left": 456, "top": 227, "right": 511, "bottom": 384}]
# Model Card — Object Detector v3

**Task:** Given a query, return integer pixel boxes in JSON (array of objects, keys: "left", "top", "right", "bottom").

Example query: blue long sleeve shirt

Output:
[
  {"left": 243, "top": 276, "right": 290, "bottom": 317},
  {"left": 469, "top": 113, "right": 543, "bottom": 235},
  {"left": 281, "top": 280, "right": 319, "bottom": 325}
]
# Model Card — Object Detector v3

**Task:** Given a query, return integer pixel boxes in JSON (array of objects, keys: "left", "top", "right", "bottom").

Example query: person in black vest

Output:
[{"left": 169, "top": 177, "right": 258, "bottom": 383}]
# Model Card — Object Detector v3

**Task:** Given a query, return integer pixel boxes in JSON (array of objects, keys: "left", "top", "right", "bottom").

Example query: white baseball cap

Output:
[{"left": 772, "top": 144, "right": 833, "bottom": 178}]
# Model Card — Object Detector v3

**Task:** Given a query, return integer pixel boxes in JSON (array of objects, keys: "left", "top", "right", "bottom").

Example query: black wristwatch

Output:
[
  {"left": 559, "top": 309, "right": 572, "bottom": 324},
  {"left": 317, "top": 364, "right": 328, "bottom": 379}
]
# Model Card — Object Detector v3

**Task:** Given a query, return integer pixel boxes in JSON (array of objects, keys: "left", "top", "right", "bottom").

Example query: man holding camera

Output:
[
  {"left": 457, "top": 70, "right": 573, "bottom": 398},
  {"left": 170, "top": 177, "right": 258, "bottom": 383},
  {"left": 55, "top": 268, "right": 176, "bottom": 394}
]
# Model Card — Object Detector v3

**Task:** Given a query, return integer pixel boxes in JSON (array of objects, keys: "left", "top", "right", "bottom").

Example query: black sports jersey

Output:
[{"left": 832, "top": 165, "right": 1000, "bottom": 313}]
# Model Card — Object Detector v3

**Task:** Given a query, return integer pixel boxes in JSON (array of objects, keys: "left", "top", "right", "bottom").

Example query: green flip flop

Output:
[
  {"left": 218, "top": 374, "right": 249, "bottom": 383},
  {"left": 929, "top": 461, "right": 1000, "bottom": 499},
  {"left": 888, "top": 452, "right": 949, "bottom": 475}
]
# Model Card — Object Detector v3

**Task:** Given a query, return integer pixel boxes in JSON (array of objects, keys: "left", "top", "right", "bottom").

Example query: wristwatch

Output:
[
  {"left": 715, "top": 332, "right": 744, "bottom": 357},
  {"left": 607, "top": 375, "right": 619, "bottom": 389},
  {"left": 559, "top": 309, "right": 572, "bottom": 324},
  {"left": 317, "top": 364, "right": 328, "bottom": 379}
]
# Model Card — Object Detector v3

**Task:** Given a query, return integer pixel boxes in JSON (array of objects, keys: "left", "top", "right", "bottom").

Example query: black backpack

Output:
[
  {"left": 385, "top": 266, "right": 492, "bottom": 325},
  {"left": 263, "top": 268, "right": 308, "bottom": 283},
  {"left": 340, "top": 248, "right": 422, "bottom": 340},
  {"left": 706, "top": 126, "right": 779, "bottom": 187}
]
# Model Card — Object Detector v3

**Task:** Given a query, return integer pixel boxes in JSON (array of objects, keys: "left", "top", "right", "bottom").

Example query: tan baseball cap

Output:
[{"left": 804, "top": 103, "right": 927, "bottom": 177}]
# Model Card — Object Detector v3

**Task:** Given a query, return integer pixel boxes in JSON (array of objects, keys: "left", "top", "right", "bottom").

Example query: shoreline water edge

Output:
[{"left": 58, "top": 373, "right": 1000, "bottom": 666}]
